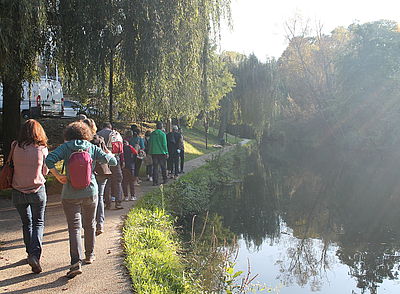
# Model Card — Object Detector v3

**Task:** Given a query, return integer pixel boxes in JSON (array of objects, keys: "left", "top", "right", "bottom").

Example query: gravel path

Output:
[{"left": 0, "top": 141, "right": 248, "bottom": 293}]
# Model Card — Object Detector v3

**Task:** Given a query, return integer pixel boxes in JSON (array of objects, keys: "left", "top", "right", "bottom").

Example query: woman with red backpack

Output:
[{"left": 45, "top": 121, "right": 117, "bottom": 279}]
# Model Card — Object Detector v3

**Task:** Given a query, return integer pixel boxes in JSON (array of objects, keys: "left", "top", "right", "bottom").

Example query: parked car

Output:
[{"left": 63, "top": 100, "right": 98, "bottom": 118}]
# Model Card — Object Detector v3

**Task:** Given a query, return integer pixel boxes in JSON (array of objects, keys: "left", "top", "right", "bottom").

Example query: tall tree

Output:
[{"left": 0, "top": 0, "right": 47, "bottom": 156}]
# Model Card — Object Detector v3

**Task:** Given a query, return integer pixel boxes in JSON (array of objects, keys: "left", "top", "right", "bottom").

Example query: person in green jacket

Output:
[
  {"left": 45, "top": 121, "right": 117, "bottom": 279},
  {"left": 149, "top": 121, "right": 168, "bottom": 185}
]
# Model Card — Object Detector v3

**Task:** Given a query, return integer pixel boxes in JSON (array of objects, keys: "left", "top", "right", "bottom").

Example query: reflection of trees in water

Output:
[
  {"left": 338, "top": 244, "right": 400, "bottom": 294},
  {"left": 210, "top": 146, "right": 280, "bottom": 250},
  {"left": 276, "top": 238, "right": 333, "bottom": 292},
  {"left": 261, "top": 143, "right": 400, "bottom": 293}
]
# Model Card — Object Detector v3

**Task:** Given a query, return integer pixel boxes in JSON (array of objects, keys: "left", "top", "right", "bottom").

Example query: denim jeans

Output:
[
  {"left": 152, "top": 154, "right": 167, "bottom": 184},
  {"left": 12, "top": 185, "right": 47, "bottom": 259},
  {"left": 62, "top": 195, "right": 98, "bottom": 265},
  {"left": 96, "top": 176, "right": 108, "bottom": 230}
]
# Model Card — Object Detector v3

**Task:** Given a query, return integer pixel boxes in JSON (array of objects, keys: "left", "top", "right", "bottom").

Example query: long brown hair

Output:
[{"left": 17, "top": 119, "right": 48, "bottom": 148}]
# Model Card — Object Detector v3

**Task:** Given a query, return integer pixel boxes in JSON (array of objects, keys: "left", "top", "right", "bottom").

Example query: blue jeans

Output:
[
  {"left": 12, "top": 185, "right": 47, "bottom": 259},
  {"left": 96, "top": 176, "right": 108, "bottom": 230},
  {"left": 62, "top": 195, "right": 98, "bottom": 265}
]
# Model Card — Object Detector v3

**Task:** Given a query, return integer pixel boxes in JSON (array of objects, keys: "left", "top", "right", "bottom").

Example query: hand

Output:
[
  {"left": 56, "top": 174, "right": 68, "bottom": 184},
  {"left": 165, "top": 154, "right": 169, "bottom": 159}
]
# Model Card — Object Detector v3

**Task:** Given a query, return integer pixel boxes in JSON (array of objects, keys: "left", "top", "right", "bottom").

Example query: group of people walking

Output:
[{"left": 6, "top": 118, "right": 185, "bottom": 278}]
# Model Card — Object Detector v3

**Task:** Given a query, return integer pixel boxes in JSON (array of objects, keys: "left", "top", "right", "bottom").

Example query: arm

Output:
[
  {"left": 49, "top": 168, "right": 68, "bottom": 184},
  {"left": 45, "top": 144, "right": 68, "bottom": 184},
  {"left": 162, "top": 133, "right": 168, "bottom": 156},
  {"left": 93, "top": 145, "right": 117, "bottom": 166},
  {"left": 42, "top": 147, "right": 49, "bottom": 176}
]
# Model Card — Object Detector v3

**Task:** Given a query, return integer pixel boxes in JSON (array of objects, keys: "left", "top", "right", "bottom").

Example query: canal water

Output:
[{"left": 208, "top": 143, "right": 400, "bottom": 293}]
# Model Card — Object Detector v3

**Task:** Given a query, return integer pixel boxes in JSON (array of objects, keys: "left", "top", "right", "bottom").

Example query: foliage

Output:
[
  {"left": 218, "top": 53, "right": 282, "bottom": 140},
  {"left": 0, "top": 0, "right": 48, "bottom": 155},
  {"left": 123, "top": 207, "right": 198, "bottom": 293}
]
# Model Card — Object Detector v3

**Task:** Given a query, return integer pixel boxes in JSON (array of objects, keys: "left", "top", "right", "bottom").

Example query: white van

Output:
[{"left": 0, "top": 77, "right": 64, "bottom": 119}]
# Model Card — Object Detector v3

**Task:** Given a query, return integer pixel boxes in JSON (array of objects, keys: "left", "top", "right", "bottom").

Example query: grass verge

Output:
[{"left": 123, "top": 146, "right": 246, "bottom": 293}]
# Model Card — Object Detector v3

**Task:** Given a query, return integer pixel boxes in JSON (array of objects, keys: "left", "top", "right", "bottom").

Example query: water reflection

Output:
[{"left": 208, "top": 144, "right": 400, "bottom": 293}]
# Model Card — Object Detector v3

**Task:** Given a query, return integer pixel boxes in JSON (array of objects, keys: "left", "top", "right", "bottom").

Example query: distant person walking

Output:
[
  {"left": 144, "top": 130, "right": 153, "bottom": 181},
  {"left": 46, "top": 121, "right": 117, "bottom": 279},
  {"left": 166, "top": 125, "right": 182, "bottom": 179},
  {"left": 11, "top": 119, "right": 49, "bottom": 274},
  {"left": 97, "top": 123, "right": 124, "bottom": 210},
  {"left": 178, "top": 127, "right": 185, "bottom": 173},
  {"left": 149, "top": 122, "right": 168, "bottom": 185},
  {"left": 122, "top": 140, "right": 138, "bottom": 201},
  {"left": 128, "top": 128, "right": 145, "bottom": 186},
  {"left": 83, "top": 118, "right": 111, "bottom": 235}
]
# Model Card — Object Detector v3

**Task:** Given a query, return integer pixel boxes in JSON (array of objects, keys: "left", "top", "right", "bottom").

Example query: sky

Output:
[{"left": 220, "top": 0, "right": 400, "bottom": 60}]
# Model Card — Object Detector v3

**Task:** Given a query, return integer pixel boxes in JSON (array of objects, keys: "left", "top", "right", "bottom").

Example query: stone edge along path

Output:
[{"left": 0, "top": 139, "right": 250, "bottom": 294}]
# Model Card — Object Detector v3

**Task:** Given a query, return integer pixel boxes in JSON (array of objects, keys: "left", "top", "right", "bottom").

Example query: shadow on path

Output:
[{"left": 0, "top": 265, "right": 69, "bottom": 289}]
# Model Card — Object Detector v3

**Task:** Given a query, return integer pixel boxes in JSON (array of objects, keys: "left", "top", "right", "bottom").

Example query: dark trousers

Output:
[
  {"left": 179, "top": 150, "right": 184, "bottom": 172},
  {"left": 134, "top": 158, "right": 142, "bottom": 177},
  {"left": 152, "top": 154, "right": 167, "bottom": 184},
  {"left": 12, "top": 186, "right": 47, "bottom": 259},
  {"left": 171, "top": 155, "right": 179, "bottom": 176},
  {"left": 62, "top": 195, "right": 97, "bottom": 265},
  {"left": 105, "top": 164, "right": 123, "bottom": 205},
  {"left": 146, "top": 164, "right": 153, "bottom": 177},
  {"left": 122, "top": 168, "right": 135, "bottom": 197}
]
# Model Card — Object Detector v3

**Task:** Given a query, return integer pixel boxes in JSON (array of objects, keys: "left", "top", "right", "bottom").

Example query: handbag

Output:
[{"left": 0, "top": 141, "right": 17, "bottom": 190}]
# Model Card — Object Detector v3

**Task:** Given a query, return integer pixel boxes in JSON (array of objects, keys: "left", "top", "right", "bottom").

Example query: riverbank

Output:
[{"left": 123, "top": 140, "right": 251, "bottom": 293}]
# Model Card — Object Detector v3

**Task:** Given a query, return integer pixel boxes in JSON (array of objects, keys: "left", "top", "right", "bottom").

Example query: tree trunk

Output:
[
  {"left": 217, "top": 97, "right": 229, "bottom": 139},
  {"left": 2, "top": 78, "right": 22, "bottom": 158},
  {"left": 109, "top": 50, "right": 114, "bottom": 124}
]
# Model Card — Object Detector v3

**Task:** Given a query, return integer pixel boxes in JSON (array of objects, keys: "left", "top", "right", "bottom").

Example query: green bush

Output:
[{"left": 123, "top": 147, "right": 246, "bottom": 293}]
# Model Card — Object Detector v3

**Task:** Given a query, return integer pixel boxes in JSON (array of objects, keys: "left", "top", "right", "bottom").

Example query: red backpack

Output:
[
  {"left": 68, "top": 149, "right": 93, "bottom": 189},
  {"left": 107, "top": 130, "right": 123, "bottom": 154}
]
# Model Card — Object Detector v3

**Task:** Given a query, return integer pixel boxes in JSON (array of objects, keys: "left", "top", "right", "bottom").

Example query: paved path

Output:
[{"left": 0, "top": 141, "right": 248, "bottom": 293}]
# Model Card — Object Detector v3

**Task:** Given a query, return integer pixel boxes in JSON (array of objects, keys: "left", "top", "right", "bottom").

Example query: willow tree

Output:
[
  {"left": 0, "top": 0, "right": 47, "bottom": 156},
  {"left": 53, "top": 0, "right": 232, "bottom": 125}
]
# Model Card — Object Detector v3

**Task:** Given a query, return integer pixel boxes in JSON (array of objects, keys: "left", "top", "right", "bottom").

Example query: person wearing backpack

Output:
[
  {"left": 83, "top": 119, "right": 111, "bottom": 235},
  {"left": 45, "top": 121, "right": 117, "bottom": 279},
  {"left": 128, "top": 128, "right": 145, "bottom": 186},
  {"left": 10, "top": 119, "right": 49, "bottom": 274},
  {"left": 97, "top": 122, "right": 124, "bottom": 210},
  {"left": 121, "top": 140, "right": 138, "bottom": 201}
]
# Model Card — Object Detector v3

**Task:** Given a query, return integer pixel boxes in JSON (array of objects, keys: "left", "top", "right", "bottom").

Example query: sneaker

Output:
[
  {"left": 84, "top": 255, "right": 96, "bottom": 264},
  {"left": 96, "top": 226, "right": 104, "bottom": 236},
  {"left": 134, "top": 182, "right": 141, "bottom": 186},
  {"left": 66, "top": 262, "right": 82, "bottom": 278},
  {"left": 115, "top": 203, "right": 123, "bottom": 210},
  {"left": 130, "top": 195, "right": 137, "bottom": 201},
  {"left": 27, "top": 255, "right": 42, "bottom": 274},
  {"left": 111, "top": 197, "right": 116, "bottom": 202},
  {"left": 124, "top": 196, "right": 129, "bottom": 201},
  {"left": 149, "top": 176, "right": 153, "bottom": 182}
]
